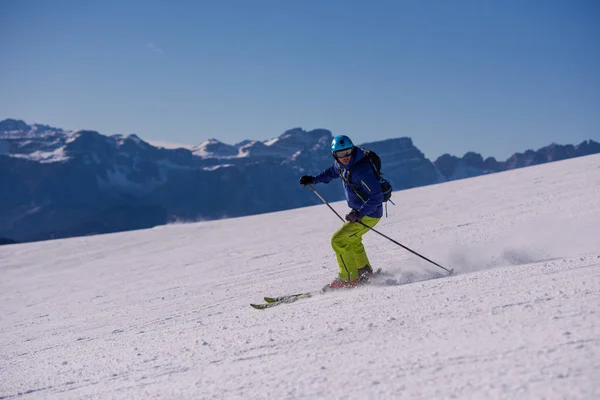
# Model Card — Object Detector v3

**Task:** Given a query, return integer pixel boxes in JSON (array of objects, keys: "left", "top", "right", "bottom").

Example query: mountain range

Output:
[{"left": 1, "top": 118, "right": 598, "bottom": 243}]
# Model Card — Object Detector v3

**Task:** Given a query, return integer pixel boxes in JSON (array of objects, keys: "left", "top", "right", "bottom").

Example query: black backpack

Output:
[{"left": 344, "top": 148, "right": 393, "bottom": 202}]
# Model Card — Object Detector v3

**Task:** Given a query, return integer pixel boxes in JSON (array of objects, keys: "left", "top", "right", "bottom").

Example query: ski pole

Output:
[
  {"left": 356, "top": 222, "right": 453, "bottom": 274},
  {"left": 306, "top": 184, "right": 345, "bottom": 223},
  {"left": 306, "top": 184, "right": 454, "bottom": 275}
]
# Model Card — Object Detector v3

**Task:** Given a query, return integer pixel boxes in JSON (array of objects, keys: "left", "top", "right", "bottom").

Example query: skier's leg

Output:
[
  {"left": 331, "top": 222, "right": 366, "bottom": 281},
  {"left": 349, "top": 216, "right": 380, "bottom": 271}
]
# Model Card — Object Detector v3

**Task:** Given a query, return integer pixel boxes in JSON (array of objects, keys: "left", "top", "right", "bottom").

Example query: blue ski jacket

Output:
[{"left": 313, "top": 147, "right": 383, "bottom": 219}]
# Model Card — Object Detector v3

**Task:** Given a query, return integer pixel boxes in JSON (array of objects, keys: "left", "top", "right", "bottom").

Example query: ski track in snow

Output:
[{"left": 1, "top": 155, "right": 599, "bottom": 399}]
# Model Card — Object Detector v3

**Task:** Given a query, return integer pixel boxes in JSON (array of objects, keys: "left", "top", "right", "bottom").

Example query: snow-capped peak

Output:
[
  {"left": 0, "top": 119, "right": 65, "bottom": 139},
  {"left": 192, "top": 138, "right": 239, "bottom": 158}
]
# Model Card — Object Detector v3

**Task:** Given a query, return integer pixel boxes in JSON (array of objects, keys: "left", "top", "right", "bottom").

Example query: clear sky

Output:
[{"left": 1, "top": 0, "right": 599, "bottom": 160}]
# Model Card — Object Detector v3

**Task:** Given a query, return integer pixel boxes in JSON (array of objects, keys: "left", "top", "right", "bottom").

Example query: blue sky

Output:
[{"left": 1, "top": 0, "right": 599, "bottom": 160}]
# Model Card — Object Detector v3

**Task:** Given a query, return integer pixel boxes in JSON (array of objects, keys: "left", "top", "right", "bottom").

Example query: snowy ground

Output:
[{"left": 1, "top": 154, "right": 599, "bottom": 399}]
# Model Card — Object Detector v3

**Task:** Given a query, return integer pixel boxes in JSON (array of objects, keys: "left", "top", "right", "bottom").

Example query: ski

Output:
[
  {"left": 264, "top": 293, "right": 312, "bottom": 303},
  {"left": 251, "top": 293, "right": 314, "bottom": 309},
  {"left": 251, "top": 269, "right": 384, "bottom": 310}
]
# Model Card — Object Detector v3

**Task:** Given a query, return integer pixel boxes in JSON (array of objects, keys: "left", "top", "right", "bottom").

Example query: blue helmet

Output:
[{"left": 331, "top": 135, "right": 354, "bottom": 152}]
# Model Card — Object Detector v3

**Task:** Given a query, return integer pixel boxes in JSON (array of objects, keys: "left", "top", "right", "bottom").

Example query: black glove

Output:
[
  {"left": 345, "top": 209, "right": 361, "bottom": 223},
  {"left": 299, "top": 175, "right": 314, "bottom": 186}
]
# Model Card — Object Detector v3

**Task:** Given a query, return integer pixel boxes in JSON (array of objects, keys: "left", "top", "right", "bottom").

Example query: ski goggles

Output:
[{"left": 333, "top": 148, "right": 353, "bottom": 158}]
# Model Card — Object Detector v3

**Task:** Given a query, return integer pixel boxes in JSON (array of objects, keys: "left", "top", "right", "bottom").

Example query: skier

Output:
[{"left": 299, "top": 135, "right": 384, "bottom": 290}]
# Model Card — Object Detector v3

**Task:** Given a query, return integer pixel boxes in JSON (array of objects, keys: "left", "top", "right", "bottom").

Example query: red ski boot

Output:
[{"left": 324, "top": 277, "right": 361, "bottom": 291}]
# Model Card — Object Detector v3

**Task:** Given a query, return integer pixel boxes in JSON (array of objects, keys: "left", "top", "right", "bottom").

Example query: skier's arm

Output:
[{"left": 313, "top": 164, "right": 339, "bottom": 184}]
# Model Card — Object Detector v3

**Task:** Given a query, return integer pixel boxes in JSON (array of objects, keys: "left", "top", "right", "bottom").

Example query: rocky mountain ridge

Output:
[{"left": 1, "top": 118, "right": 597, "bottom": 243}]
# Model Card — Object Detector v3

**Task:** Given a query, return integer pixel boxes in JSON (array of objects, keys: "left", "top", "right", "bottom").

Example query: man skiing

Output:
[{"left": 299, "top": 135, "right": 383, "bottom": 290}]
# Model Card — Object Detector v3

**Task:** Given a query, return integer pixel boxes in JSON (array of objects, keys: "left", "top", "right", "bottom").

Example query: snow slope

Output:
[{"left": 1, "top": 155, "right": 599, "bottom": 399}]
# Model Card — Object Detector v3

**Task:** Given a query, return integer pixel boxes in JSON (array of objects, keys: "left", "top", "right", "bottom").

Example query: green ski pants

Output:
[{"left": 331, "top": 215, "right": 380, "bottom": 282}]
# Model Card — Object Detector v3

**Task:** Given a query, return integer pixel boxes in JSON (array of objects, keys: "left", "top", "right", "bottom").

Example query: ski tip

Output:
[{"left": 250, "top": 303, "right": 268, "bottom": 310}]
